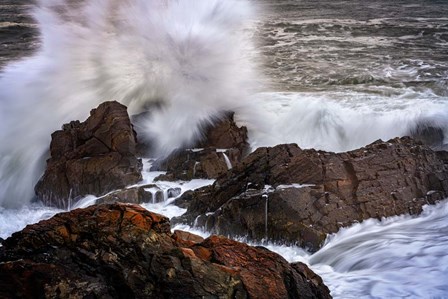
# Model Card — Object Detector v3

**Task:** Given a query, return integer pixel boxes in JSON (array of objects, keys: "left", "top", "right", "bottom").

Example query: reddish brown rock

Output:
[
  {"left": 174, "top": 137, "right": 448, "bottom": 251},
  {"left": 154, "top": 148, "right": 240, "bottom": 181},
  {"left": 198, "top": 111, "right": 250, "bottom": 154},
  {"left": 195, "top": 235, "right": 331, "bottom": 299},
  {"left": 152, "top": 112, "right": 250, "bottom": 180},
  {"left": 35, "top": 101, "right": 143, "bottom": 208},
  {"left": 95, "top": 184, "right": 181, "bottom": 205},
  {"left": 0, "top": 203, "right": 331, "bottom": 299}
]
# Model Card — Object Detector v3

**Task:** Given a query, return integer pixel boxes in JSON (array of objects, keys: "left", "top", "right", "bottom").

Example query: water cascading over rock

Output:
[
  {"left": 174, "top": 137, "right": 448, "bottom": 251},
  {"left": 152, "top": 111, "right": 250, "bottom": 181}
]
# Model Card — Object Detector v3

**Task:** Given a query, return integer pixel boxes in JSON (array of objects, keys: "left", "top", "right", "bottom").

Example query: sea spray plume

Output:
[
  {"left": 0, "top": 0, "right": 258, "bottom": 207},
  {"left": 250, "top": 93, "right": 448, "bottom": 153}
]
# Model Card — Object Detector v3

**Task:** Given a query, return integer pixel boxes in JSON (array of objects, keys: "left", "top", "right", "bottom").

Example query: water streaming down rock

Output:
[
  {"left": 263, "top": 193, "right": 268, "bottom": 240},
  {"left": 222, "top": 152, "right": 233, "bottom": 169}
]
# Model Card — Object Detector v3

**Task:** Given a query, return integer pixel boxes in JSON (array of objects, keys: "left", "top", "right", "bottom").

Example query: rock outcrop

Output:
[
  {"left": 96, "top": 185, "right": 181, "bottom": 205},
  {"left": 152, "top": 112, "right": 250, "bottom": 180},
  {"left": 174, "top": 137, "right": 448, "bottom": 251},
  {"left": 0, "top": 203, "right": 331, "bottom": 299},
  {"left": 35, "top": 101, "right": 143, "bottom": 208},
  {"left": 197, "top": 111, "right": 250, "bottom": 154}
]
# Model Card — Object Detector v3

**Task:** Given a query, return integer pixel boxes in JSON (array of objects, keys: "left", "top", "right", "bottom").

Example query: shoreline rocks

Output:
[
  {"left": 0, "top": 203, "right": 331, "bottom": 299},
  {"left": 173, "top": 137, "right": 448, "bottom": 251},
  {"left": 152, "top": 112, "right": 250, "bottom": 181},
  {"left": 34, "top": 101, "right": 143, "bottom": 209},
  {"left": 32, "top": 100, "right": 448, "bottom": 253}
]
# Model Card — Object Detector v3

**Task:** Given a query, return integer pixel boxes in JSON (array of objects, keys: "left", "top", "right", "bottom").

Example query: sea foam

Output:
[{"left": 0, "top": 0, "right": 258, "bottom": 207}]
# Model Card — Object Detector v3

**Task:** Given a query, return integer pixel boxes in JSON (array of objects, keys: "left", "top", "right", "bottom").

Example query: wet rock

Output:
[
  {"left": 130, "top": 105, "right": 163, "bottom": 157},
  {"left": 97, "top": 184, "right": 172, "bottom": 205},
  {"left": 173, "top": 189, "right": 195, "bottom": 209},
  {"left": 35, "top": 101, "right": 143, "bottom": 209},
  {"left": 152, "top": 112, "right": 249, "bottom": 180},
  {"left": 197, "top": 111, "right": 250, "bottom": 154},
  {"left": 167, "top": 187, "right": 182, "bottom": 198},
  {"left": 97, "top": 187, "right": 152, "bottom": 204},
  {"left": 174, "top": 137, "right": 448, "bottom": 251},
  {"left": 0, "top": 203, "right": 331, "bottom": 299},
  {"left": 172, "top": 230, "right": 205, "bottom": 245},
  {"left": 154, "top": 148, "right": 240, "bottom": 181},
  {"left": 408, "top": 120, "right": 445, "bottom": 148}
]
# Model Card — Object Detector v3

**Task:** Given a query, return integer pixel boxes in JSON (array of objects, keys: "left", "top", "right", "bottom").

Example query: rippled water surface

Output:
[{"left": 256, "top": 0, "right": 448, "bottom": 93}]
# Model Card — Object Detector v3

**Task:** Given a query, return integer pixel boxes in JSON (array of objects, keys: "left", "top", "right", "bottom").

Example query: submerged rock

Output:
[
  {"left": 174, "top": 137, "right": 448, "bottom": 251},
  {"left": 152, "top": 112, "right": 250, "bottom": 180},
  {"left": 0, "top": 203, "right": 331, "bottom": 299},
  {"left": 35, "top": 101, "right": 143, "bottom": 209}
]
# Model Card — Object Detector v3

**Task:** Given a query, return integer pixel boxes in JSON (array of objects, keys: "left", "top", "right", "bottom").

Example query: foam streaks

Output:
[{"left": 0, "top": 0, "right": 257, "bottom": 207}]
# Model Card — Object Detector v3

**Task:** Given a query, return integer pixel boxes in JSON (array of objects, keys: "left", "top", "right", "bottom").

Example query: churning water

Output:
[
  {"left": 1, "top": 0, "right": 448, "bottom": 298},
  {"left": 0, "top": 0, "right": 258, "bottom": 207}
]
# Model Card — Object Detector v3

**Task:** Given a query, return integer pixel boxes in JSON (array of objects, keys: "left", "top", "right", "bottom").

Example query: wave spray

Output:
[{"left": 0, "top": 0, "right": 258, "bottom": 207}]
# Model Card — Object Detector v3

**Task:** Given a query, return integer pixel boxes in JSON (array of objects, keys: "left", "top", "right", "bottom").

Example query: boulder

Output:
[
  {"left": 35, "top": 101, "right": 143, "bottom": 208},
  {"left": 197, "top": 111, "right": 250, "bottom": 154},
  {"left": 0, "top": 203, "right": 331, "bottom": 299},
  {"left": 96, "top": 186, "right": 153, "bottom": 205},
  {"left": 96, "top": 185, "right": 182, "bottom": 205},
  {"left": 154, "top": 148, "right": 240, "bottom": 181},
  {"left": 174, "top": 137, "right": 448, "bottom": 251},
  {"left": 152, "top": 112, "right": 249, "bottom": 180}
]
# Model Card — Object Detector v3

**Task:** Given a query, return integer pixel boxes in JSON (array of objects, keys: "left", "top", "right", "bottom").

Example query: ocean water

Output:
[
  {"left": 2, "top": 163, "right": 447, "bottom": 298},
  {"left": 1, "top": 0, "right": 448, "bottom": 298}
]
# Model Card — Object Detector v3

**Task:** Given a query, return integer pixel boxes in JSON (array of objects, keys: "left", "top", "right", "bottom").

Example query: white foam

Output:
[
  {"left": 248, "top": 91, "right": 448, "bottom": 152},
  {"left": 0, "top": 0, "right": 259, "bottom": 207},
  {"left": 0, "top": 204, "right": 63, "bottom": 240}
]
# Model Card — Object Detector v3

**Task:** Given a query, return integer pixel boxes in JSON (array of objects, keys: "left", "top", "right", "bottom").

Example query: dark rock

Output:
[
  {"left": 97, "top": 184, "right": 173, "bottom": 205},
  {"left": 437, "top": 150, "right": 448, "bottom": 163},
  {"left": 198, "top": 111, "right": 250, "bottom": 154},
  {"left": 131, "top": 104, "right": 163, "bottom": 157},
  {"left": 408, "top": 120, "right": 445, "bottom": 148},
  {"left": 0, "top": 203, "right": 331, "bottom": 299},
  {"left": 152, "top": 112, "right": 250, "bottom": 181},
  {"left": 97, "top": 187, "right": 152, "bottom": 204},
  {"left": 173, "top": 190, "right": 195, "bottom": 209},
  {"left": 174, "top": 137, "right": 448, "bottom": 251},
  {"left": 35, "top": 101, "right": 143, "bottom": 209},
  {"left": 167, "top": 187, "right": 182, "bottom": 198},
  {"left": 154, "top": 148, "right": 239, "bottom": 181}
]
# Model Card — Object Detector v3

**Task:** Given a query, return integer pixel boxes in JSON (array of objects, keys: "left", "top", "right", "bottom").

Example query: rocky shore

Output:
[
  {"left": 174, "top": 137, "right": 448, "bottom": 251},
  {"left": 0, "top": 203, "right": 331, "bottom": 299},
  {"left": 2, "top": 101, "right": 448, "bottom": 297}
]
